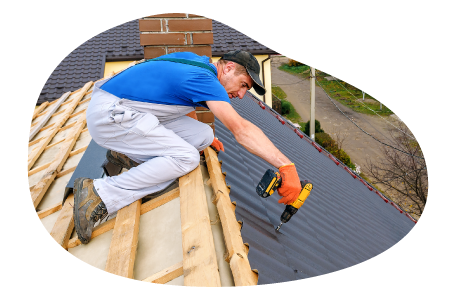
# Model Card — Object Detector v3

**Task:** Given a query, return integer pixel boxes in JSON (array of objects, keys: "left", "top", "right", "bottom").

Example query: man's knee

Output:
[
  {"left": 177, "top": 147, "right": 200, "bottom": 173},
  {"left": 196, "top": 125, "right": 214, "bottom": 151}
]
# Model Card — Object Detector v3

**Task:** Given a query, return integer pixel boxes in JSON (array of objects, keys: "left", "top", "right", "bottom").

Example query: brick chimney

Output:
[
  {"left": 139, "top": 13, "right": 213, "bottom": 59},
  {"left": 139, "top": 13, "right": 215, "bottom": 131}
]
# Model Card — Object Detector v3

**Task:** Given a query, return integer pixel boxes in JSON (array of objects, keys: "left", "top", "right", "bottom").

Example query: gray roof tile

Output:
[{"left": 37, "top": 19, "right": 276, "bottom": 104}]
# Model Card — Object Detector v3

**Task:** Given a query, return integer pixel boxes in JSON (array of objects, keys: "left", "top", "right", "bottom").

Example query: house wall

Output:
[{"left": 103, "top": 61, "right": 135, "bottom": 77}]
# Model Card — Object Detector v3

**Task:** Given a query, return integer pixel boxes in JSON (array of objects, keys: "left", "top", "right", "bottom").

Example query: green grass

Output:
[
  {"left": 278, "top": 64, "right": 310, "bottom": 75},
  {"left": 271, "top": 85, "right": 287, "bottom": 100},
  {"left": 278, "top": 64, "right": 393, "bottom": 116},
  {"left": 271, "top": 85, "right": 302, "bottom": 124}
]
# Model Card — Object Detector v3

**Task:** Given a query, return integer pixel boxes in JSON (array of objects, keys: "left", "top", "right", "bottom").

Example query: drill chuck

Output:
[{"left": 280, "top": 205, "right": 298, "bottom": 223}]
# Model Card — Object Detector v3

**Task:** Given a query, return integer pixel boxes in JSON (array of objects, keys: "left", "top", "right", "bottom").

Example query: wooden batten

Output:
[
  {"left": 105, "top": 200, "right": 142, "bottom": 278},
  {"left": 142, "top": 261, "right": 184, "bottom": 284},
  {"left": 32, "top": 102, "right": 49, "bottom": 120},
  {"left": 29, "top": 92, "right": 70, "bottom": 141},
  {"left": 68, "top": 218, "right": 116, "bottom": 249},
  {"left": 28, "top": 82, "right": 93, "bottom": 171},
  {"left": 37, "top": 202, "right": 63, "bottom": 219},
  {"left": 179, "top": 165, "right": 221, "bottom": 287},
  {"left": 30, "top": 115, "right": 88, "bottom": 208},
  {"left": 68, "top": 188, "right": 180, "bottom": 249},
  {"left": 203, "top": 147, "right": 258, "bottom": 286},
  {"left": 50, "top": 194, "right": 75, "bottom": 249}
]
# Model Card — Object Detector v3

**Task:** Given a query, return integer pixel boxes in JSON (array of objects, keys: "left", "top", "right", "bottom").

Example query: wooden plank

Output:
[
  {"left": 68, "top": 108, "right": 87, "bottom": 119},
  {"left": 56, "top": 166, "right": 77, "bottom": 178},
  {"left": 105, "top": 200, "right": 141, "bottom": 278},
  {"left": 68, "top": 218, "right": 116, "bottom": 248},
  {"left": 32, "top": 102, "right": 49, "bottom": 120},
  {"left": 68, "top": 145, "right": 88, "bottom": 157},
  {"left": 29, "top": 92, "right": 70, "bottom": 141},
  {"left": 204, "top": 147, "right": 257, "bottom": 286},
  {"left": 29, "top": 137, "right": 44, "bottom": 147},
  {"left": 68, "top": 188, "right": 179, "bottom": 249},
  {"left": 140, "top": 187, "right": 179, "bottom": 215},
  {"left": 38, "top": 122, "right": 56, "bottom": 132},
  {"left": 28, "top": 82, "right": 92, "bottom": 170},
  {"left": 50, "top": 194, "right": 74, "bottom": 249},
  {"left": 28, "top": 162, "right": 52, "bottom": 176},
  {"left": 179, "top": 165, "right": 221, "bottom": 287},
  {"left": 51, "top": 109, "right": 65, "bottom": 117},
  {"left": 58, "top": 121, "right": 77, "bottom": 133},
  {"left": 142, "top": 261, "right": 184, "bottom": 284},
  {"left": 230, "top": 253, "right": 259, "bottom": 286},
  {"left": 30, "top": 115, "right": 87, "bottom": 208},
  {"left": 38, "top": 202, "right": 62, "bottom": 219},
  {"left": 44, "top": 138, "right": 66, "bottom": 150}
]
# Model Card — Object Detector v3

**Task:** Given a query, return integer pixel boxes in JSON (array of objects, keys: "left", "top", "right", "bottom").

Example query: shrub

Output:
[
  {"left": 315, "top": 132, "right": 336, "bottom": 150},
  {"left": 272, "top": 96, "right": 282, "bottom": 114},
  {"left": 302, "top": 120, "right": 324, "bottom": 136},
  {"left": 288, "top": 59, "right": 305, "bottom": 67},
  {"left": 336, "top": 149, "right": 352, "bottom": 166},
  {"left": 281, "top": 101, "right": 291, "bottom": 115}
]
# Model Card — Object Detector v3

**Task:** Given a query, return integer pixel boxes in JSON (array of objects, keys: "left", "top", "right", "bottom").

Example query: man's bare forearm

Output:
[{"left": 233, "top": 119, "right": 292, "bottom": 168}]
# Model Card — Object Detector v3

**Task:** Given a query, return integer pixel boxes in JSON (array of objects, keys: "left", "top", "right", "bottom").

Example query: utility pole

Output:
[{"left": 310, "top": 67, "right": 316, "bottom": 141}]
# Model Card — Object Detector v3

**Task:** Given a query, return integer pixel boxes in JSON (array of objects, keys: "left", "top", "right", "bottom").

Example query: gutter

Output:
[{"left": 261, "top": 54, "right": 271, "bottom": 103}]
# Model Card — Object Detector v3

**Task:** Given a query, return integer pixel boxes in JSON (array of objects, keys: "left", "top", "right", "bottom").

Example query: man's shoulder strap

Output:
[{"left": 147, "top": 57, "right": 216, "bottom": 76}]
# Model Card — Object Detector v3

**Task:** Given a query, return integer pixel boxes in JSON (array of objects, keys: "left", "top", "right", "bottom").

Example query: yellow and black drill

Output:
[{"left": 256, "top": 169, "right": 313, "bottom": 232}]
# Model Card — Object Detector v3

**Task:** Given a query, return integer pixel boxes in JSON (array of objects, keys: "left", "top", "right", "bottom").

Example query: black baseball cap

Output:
[{"left": 221, "top": 50, "right": 266, "bottom": 96}]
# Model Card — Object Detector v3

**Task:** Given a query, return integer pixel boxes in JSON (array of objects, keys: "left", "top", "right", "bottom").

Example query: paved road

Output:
[{"left": 271, "top": 57, "right": 399, "bottom": 172}]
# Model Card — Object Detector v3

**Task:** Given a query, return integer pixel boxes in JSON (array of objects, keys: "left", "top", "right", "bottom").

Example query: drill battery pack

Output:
[{"left": 256, "top": 169, "right": 282, "bottom": 198}]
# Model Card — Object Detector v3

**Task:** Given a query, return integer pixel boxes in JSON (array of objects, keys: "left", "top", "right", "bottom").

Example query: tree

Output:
[
  {"left": 365, "top": 121, "right": 428, "bottom": 219},
  {"left": 331, "top": 126, "right": 349, "bottom": 162}
]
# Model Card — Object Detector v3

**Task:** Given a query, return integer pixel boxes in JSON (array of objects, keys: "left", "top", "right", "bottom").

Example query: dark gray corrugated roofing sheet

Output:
[{"left": 215, "top": 92, "right": 415, "bottom": 285}]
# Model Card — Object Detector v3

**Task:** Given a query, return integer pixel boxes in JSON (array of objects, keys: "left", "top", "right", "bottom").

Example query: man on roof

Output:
[{"left": 74, "top": 50, "right": 302, "bottom": 244}]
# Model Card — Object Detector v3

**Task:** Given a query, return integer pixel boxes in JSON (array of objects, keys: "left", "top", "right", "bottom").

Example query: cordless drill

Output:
[{"left": 256, "top": 169, "right": 313, "bottom": 231}]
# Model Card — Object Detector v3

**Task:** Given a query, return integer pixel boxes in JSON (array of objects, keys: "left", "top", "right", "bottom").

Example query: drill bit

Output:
[{"left": 275, "top": 222, "right": 283, "bottom": 232}]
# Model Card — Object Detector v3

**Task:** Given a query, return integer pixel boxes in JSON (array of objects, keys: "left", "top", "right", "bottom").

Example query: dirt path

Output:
[{"left": 271, "top": 57, "right": 398, "bottom": 172}]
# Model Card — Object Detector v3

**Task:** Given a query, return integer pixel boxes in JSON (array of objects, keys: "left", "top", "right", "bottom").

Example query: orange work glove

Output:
[
  {"left": 210, "top": 138, "right": 225, "bottom": 152},
  {"left": 277, "top": 163, "right": 302, "bottom": 205}
]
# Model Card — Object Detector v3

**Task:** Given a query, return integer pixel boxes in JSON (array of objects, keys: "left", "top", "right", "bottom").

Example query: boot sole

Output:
[{"left": 73, "top": 177, "right": 90, "bottom": 244}]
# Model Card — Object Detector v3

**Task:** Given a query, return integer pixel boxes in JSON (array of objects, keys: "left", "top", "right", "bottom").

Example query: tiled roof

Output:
[
  {"left": 215, "top": 92, "right": 415, "bottom": 284},
  {"left": 37, "top": 20, "right": 143, "bottom": 104},
  {"left": 211, "top": 20, "right": 276, "bottom": 56},
  {"left": 37, "top": 19, "right": 276, "bottom": 104}
]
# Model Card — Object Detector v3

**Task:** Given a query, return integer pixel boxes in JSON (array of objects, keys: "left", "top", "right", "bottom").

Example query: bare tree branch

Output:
[{"left": 364, "top": 121, "right": 427, "bottom": 219}]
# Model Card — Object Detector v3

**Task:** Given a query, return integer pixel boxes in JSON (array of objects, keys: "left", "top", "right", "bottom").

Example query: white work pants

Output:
[{"left": 86, "top": 78, "right": 214, "bottom": 214}]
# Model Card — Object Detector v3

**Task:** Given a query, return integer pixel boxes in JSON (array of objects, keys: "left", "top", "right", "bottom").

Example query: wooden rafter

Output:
[
  {"left": 179, "top": 165, "right": 221, "bottom": 287},
  {"left": 204, "top": 147, "right": 258, "bottom": 286},
  {"left": 105, "top": 200, "right": 141, "bottom": 278},
  {"left": 50, "top": 194, "right": 75, "bottom": 250}
]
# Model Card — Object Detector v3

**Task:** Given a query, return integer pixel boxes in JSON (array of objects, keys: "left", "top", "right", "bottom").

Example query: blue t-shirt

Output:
[{"left": 101, "top": 52, "right": 230, "bottom": 108}]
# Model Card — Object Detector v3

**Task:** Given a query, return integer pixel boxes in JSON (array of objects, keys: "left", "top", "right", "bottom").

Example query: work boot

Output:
[
  {"left": 73, "top": 177, "right": 108, "bottom": 244},
  {"left": 106, "top": 150, "right": 141, "bottom": 170}
]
